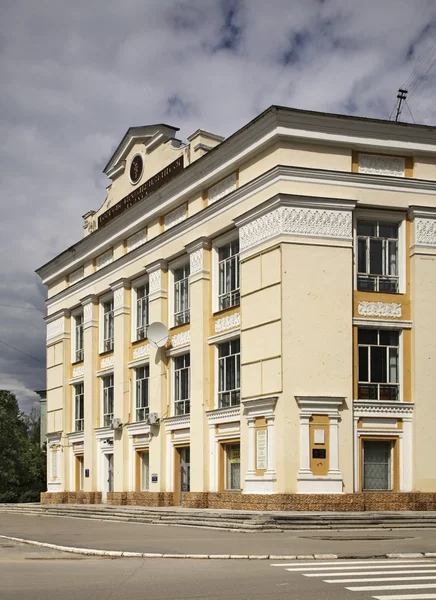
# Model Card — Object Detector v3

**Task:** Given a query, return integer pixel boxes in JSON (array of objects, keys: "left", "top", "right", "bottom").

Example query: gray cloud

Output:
[{"left": 1, "top": 0, "right": 436, "bottom": 411}]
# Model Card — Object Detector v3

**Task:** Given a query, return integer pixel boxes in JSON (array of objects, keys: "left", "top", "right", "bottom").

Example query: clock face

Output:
[{"left": 130, "top": 154, "right": 143, "bottom": 184}]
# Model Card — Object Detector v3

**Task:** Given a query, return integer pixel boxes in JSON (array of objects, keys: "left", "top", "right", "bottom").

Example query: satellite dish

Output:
[{"left": 147, "top": 321, "right": 169, "bottom": 348}]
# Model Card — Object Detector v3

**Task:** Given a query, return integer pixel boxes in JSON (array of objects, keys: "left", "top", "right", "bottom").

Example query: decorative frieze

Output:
[
  {"left": 72, "top": 365, "right": 84, "bottom": 378},
  {"left": 215, "top": 313, "right": 241, "bottom": 333},
  {"left": 83, "top": 302, "right": 93, "bottom": 324},
  {"left": 126, "top": 229, "right": 147, "bottom": 252},
  {"left": 69, "top": 267, "right": 84, "bottom": 285},
  {"left": 149, "top": 270, "right": 161, "bottom": 294},
  {"left": 358, "top": 154, "right": 405, "bottom": 177},
  {"left": 46, "top": 316, "right": 65, "bottom": 341},
  {"left": 133, "top": 344, "right": 150, "bottom": 360},
  {"left": 358, "top": 301, "right": 402, "bottom": 319},
  {"left": 100, "top": 355, "right": 114, "bottom": 370},
  {"left": 239, "top": 206, "right": 352, "bottom": 252},
  {"left": 171, "top": 330, "right": 191, "bottom": 347},
  {"left": 96, "top": 249, "right": 113, "bottom": 271},
  {"left": 164, "top": 205, "right": 186, "bottom": 230},
  {"left": 190, "top": 248, "right": 203, "bottom": 275},
  {"left": 415, "top": 218, "right": 436, "bottom": 245},
  {"left": 354, "top": 401, "right": 414, "bottom": 418},
  {"left": 208, "top": 173, "right": 237, "bottom": 204}
]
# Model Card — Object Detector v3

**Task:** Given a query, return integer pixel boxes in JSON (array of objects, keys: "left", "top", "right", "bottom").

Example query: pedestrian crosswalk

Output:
[{"left": 271, "top": 558, "right": 436, "bottom": 600}]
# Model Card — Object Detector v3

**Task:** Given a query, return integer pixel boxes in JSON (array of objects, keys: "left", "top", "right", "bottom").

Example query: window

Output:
[
  {"left": 218, "top": 240, "right": 240, "bottom": 310},
  {"left": 74, "top": 313, "right": 84, "bottom": 362},
  {"left": 218, "top": 339, "right": 240, "bottom": 407},
  {"left": 140, "top": 451, "right": 149, "bottom": 491},
  {"left": 136, "top": 284, "right": 149, "bottom": 340},
  {"left": 102, "top": 375, "right": 114, "bottom": 427},
  {"left": 358, "top": 329, "right": 399, "bottom": 401},
  {"left": 103, "top": 299, "right": 114, "bottom": 352},
  {"left": 135, "top": 366, "right": 149, "bottom": 422},
  {"left": 357, "top": 220, "right": 399, "bottom": 293},
  {"left": 74, "top": 383, "right": 84, "bottom": 432},
  {"left": 363, "top": 440, "right": 392, "bottom": 491},
  {"left": 174, "top": 353, "right": 190, "bottom": 415},
  {"left": 174, "top": 264, "right": 190, "bottom": 326},
  {"left": 225, "top": 443, "right": 241, "bottom": 490}
]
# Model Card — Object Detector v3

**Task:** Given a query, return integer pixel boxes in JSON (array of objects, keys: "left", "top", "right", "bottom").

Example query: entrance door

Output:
[
  {"left": 363, "top": 440, "right": 392, "bottom": 490},
  {"left": 102, "top": 453, "right": 114, "bottom": 503},
  {"left": 178, "top": 447, "right": 190, "bottom": 505}
]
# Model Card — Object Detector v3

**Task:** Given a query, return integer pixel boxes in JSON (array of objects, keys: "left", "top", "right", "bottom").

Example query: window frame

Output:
[
  {"left": 224, "top": 442, "right": 241, "bottom": 491},
  {"left": 353, "top": 211, "right": 406, "bottom": 294},
  {"left": 216, "top": 337, "right": 241, "bottom": 409},
  {"left": 139, "top": 450, "right": 150, "bottom": 491},
  {"left": 73, "top": 382, "right": 84, "bottom": 432},
  {"left": 99, "top": 293, "right": 114, "bottom": 353},
  {"left": 135, "top": 365, "right": 150, "bottom": 422},
  {"left": 101, "top": 374, "right": 114, "bottom": 428},
  {"left": 71, "top": 308, "right": 84, "bottom": 364},
  {"left": 131, "top": 276, "right": 149, "bottom": 343},
  {"left": 173, "top": 353, "right": 190, "bottom": 416},
  {"left": 357, "top": 327, "right": 402, "bottom": 402},
  {"left": 168, "top": 256, "right": 190, "bottom": 328},
  {"left": 212, "top": 231, "right": 240, "bottom": 314}
]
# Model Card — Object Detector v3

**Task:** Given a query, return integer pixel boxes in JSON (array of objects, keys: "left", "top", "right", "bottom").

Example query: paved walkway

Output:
[{"left": 2, "top": 514, "right": 436, "bottom": 558}]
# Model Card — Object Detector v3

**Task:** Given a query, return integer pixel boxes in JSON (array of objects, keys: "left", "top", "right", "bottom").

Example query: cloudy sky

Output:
[{"left": 1, "top": 0, "right": 436, "bottom": 412}]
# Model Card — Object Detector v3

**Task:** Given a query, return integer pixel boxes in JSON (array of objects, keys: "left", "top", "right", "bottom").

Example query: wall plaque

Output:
[{"left": 256, "top": 429, "right": 268, "bottom": 470}]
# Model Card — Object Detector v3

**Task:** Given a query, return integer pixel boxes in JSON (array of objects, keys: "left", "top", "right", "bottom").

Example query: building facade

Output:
[{"left": 37, "top": 107, "right": 436, "bottom": 510}]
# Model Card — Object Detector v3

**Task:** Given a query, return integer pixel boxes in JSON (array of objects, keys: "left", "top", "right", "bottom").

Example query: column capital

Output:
[
  {"left": 109, "top": 278, "right": 131, "bottom": 292},
  {"left": 45, "top": 308, "right": 70, "bottom": 342},
  {"left": 146, "top": 260, "right": 168, "bottom": 297},
  {"left": 186, "top": 238, "right": 211, "bottom": 280},
  {"left": 185, "top": 236, "right": 211, "bottom": 253},
  {"left": 145, "top": 259, "right": 168, "bottom": 274},
  {"left": 80, "top": 294, "right": 98, "bottom": 307}
]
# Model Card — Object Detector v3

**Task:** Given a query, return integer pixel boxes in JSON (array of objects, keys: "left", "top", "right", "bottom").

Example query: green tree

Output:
[{"left": 0, "top": 390, "right": 46, "bottom": 503}]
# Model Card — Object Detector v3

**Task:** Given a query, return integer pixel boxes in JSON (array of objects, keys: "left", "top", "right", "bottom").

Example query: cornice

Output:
[{"left": 44, "top": 162, "right": 436, "bottom": 306}]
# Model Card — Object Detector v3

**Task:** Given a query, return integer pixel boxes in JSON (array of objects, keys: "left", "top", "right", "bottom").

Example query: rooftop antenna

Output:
[{"left": 395, "top": 88, "right": 408, "bottom": 122}]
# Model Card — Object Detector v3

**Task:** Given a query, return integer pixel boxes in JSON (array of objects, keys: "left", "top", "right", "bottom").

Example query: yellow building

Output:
[{"left": 37, "top": 107, "right": 436, "bottom": 510}]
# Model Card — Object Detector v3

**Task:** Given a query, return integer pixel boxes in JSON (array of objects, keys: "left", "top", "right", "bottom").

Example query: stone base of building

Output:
[
  {"left": 41, "top": 492, "right": 102, "bottom": 504},
  {"left": 40, "top": 491, "right": 436, "bottom": 511}
]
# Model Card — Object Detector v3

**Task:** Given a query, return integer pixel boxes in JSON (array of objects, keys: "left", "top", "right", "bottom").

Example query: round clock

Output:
[{"left": 130, "top": 154, "right": 143, "bottom": 184}]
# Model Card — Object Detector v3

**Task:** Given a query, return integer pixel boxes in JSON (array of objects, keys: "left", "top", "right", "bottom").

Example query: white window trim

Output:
[
  {"left": 356, "top": 327, "right": 404, "bottom": 403},
  {"left": 71, "top": 307, "right": 84, "bottom": 364},
  {"left": 211, "top": 230, "right": 240, "bottom": 314},
  {"left": 168, "top": 255, "right": 190, "bottom": 329},
  {"left": 73, "top": 382, "right": 84, "bottom": 433},
  {"left": 353, "top": 209, "right": 406, "bottom": 294},
  {"left": 214, "top": 338, "right": 241, "bottom": 409},
  {"left": 99, "top": 292, "right": 114, "bottom": 354},
  {"left": 134, "top": 364, "right": 150, "bottom": 423},
  {"left": 131, "top": 274, "right": 149, "bottom": 343},
  {"left": 100, "top": 373, "right": 114, "bottom": 428},
  {"left": 172, "top": 353, "right": 190, "bottom": 417}
]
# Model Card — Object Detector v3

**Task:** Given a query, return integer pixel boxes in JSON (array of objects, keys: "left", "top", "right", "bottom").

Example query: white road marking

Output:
[
  {"left": 373, "top": 594, "right": 436, "bottom": 600},
  {"left": 347, "top": 583, "right": 436, "bottom": 592},
  {"left": 271, "top": 560, "right": 430, "bottom": 568},
  {"left": 326, "top": 576, "right": 436, "bottom": 584},
  {"left": 289, "top": 564, "right": 436, "bottom": 573},
  {"left": 305, "top": 569, "right": 436, "bottom": 578}
]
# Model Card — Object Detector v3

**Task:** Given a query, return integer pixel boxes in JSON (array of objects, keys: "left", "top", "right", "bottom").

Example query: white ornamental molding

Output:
[
  {"left": 46, "top": 317, "right": 65, "bottom": 341},
  {"left": 133, "top": 344, "right": 150, "bottom": 360},
  {"left": 113, "top": 287, "right": 124, "bottom": 310},
  {"left": 415, "top": 218, "right": 436, "bottom": 246},
  {"left": 96, "top": 249, "right": 113, "bottom": 271},
  {"left": 190, "top": 248, "right": 203, "bottom": 275},
  {"left": 354, "top": 401, "right": 414, "bottom": 418},
  {"left": 126, "top": 229, "right": 147, "bottom": 252},
  {"left": 208, "top": 173, "right": 237, "bottom": 204},
  {"left": 72, "top": 365, "right": 84, "bottom": 378},
  {"left": 83, "top": 302, "right": 93, "bottom": 324},
  {"left": 240, "top": 206, "right": 352, "bottom": 252},
  {"left": 164, "top": 205, "right": 186, "bottom": 231},
  {"left": 215, "top": 313, "right": 241, "bottom": 333},
  {"left": 171, "top": 330, "right": 191, "bottom": 347},
  {"left": 149, "top": 269, "right": 162, "bottom": 294},
  {"left": 358, "top": 154, "right": 405, "bottom": 177},
  {"left": 358, "top": 301, "right": 402, "bottom": 319},
  {"left": 69, "top": 267, "right": 84, "bottom": 285},
  {"left": 100, "top": 355, "right": 114, "bottom": 370}
]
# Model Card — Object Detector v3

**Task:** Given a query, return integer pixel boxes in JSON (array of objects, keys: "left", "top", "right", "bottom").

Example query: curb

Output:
[{"left": 2, "top": 535, "right": 436, "bottom": 561}]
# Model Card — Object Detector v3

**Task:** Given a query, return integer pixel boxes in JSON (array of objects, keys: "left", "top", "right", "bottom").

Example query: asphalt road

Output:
[
  {"left": 2, "top": 513, "right": 436, "bottom": 557},
  {"left": 3, "top": 539, "right": 436, "bottom": 600}
]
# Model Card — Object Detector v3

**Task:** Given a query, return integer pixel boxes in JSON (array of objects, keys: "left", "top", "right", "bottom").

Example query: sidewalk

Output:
[{"left": 2, "top": 513, "right": 436, "bottom": 558}]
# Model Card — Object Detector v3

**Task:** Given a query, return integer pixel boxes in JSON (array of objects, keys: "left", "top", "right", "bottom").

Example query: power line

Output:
[
  {"left": 0, "top": 303, "right": 43, "bottom": 312},
  {"left": 405, "top": 100, "right": 416, "bottom": 124},
  {"left": 0, "top": 338, "right": 44, "bottom": 364}
]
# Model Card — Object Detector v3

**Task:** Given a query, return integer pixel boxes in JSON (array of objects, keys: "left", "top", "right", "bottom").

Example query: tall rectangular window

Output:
[
  {"left": 75, "top": 313, "right": 84, "bottom": 362},
  {"left": 174, "top": 353, "right": 190, "bottom": 415},
  {"left": 102, "top": 375, "right": 114, "bottom": 427},
  {"left": 225, "top": 443, "right": 241, "bottom": 490},
  {"left": 358, "top": 329, "right": 399, "bottom": 401},
  {"left": 74, "top": 383, "right": 84, "bottom": 432},
  {"left": 103, "top": 299, "right": 114, "bottom": 352},
  {"left": 135, "top": 366, "right": 149, "bottom": 422},
  {"left": 140, "top": 451, "right": 150, "bottom": 491},
  {"left": 174, "top": 264, "right": 190, "bottom": 326},
  {"left": 218, "top": 339, "right": 240, "bottom": 407},
  {"left": 357, "top": 220, "right": 399, "bottom": 293},
  {"left": 136, "top": 284, "right": 149, "bottom": 340},
  {"left": 218, "top": 240, "right": 240, "bottom": 310}
]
